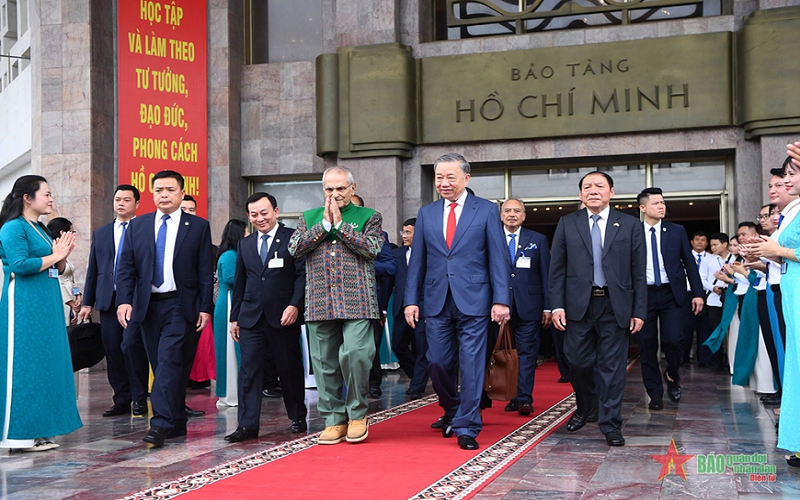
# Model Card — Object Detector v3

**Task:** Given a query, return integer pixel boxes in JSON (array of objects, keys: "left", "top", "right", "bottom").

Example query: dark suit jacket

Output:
[
  {"left": 392, "top": 245, "right": 411, "bottom": 317},
  {"left": 83, "top": 221, "right": 116, "bottom": 312},
  {"left": 652, "top": 220, "right": 704, "bottom": 305},
  {"left": 549, "top": 207, "right": 647, "bottom": 329},
  {"left": 115, "top": 211, "right": 214, "bottom": 324},
  {"left": 406, "top": 194, "right": 510, "bottom": 317},
  {"left": 374, "top": 231, "right": 397, "bottom": 313},
  {"left": 508, "top": 228, "right": 550, "bottom": 322},
  {"left": 229, "top": 224, "right": 306, "bottom": 330}
]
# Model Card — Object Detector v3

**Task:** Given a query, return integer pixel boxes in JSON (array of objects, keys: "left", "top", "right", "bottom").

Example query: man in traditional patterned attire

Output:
[{"left": 288, "top": 166, "right": 383, "bottom": 445}]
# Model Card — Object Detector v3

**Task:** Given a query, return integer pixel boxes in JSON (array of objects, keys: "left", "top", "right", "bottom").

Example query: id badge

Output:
[
  {"left": 516, "top": 256, "right": 531, "bottom": 269},
  {"left": 72, "top": 286, "right": 81, "bottom": 295},
  {"left": 48, "top": 268, "right": 59, "bottom": 278},
  {"left": 268, "top": 251, "right": 284, "bottom": 268},
  {"left": 781, "top": 261, "right": 788, "bottom": 275}
]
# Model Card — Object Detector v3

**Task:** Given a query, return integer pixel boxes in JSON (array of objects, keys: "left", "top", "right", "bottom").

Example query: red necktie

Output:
[{"left": 446, "top": 202, "right": 457, "bottom": 249}]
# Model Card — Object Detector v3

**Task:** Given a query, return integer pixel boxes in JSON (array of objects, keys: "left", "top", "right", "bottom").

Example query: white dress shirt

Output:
[
  {"left": 114, "top": 217, "right": 135, "bottom": 290},
  {"left": 699, "top": 252, "right": 732, "bottom": 308},
  {"left": 442, "top": 190, "right": 468, "bottom": 241},
  {"left": 586, "top": 205, "right": 610, "bottom": 246},
  {"left": 505, "top": 227, "right": 520, "bottom": 263},
  {"left": 257, "top": 224, "right": 280, "bottom": 258},
  {"left": 152, "top": 209, "right": 182, "bottom": 293},
  {"left": 643, "top": 220, "right": 669, "bottom": 286}
]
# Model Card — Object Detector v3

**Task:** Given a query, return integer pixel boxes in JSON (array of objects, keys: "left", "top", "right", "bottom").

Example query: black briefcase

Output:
[{"left": 68, "top": 320, "right": 105, "bottom": 372}]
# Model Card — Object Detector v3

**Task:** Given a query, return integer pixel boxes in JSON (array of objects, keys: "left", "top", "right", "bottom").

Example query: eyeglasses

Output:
[
  {"left": 324, "top": 184, "right": 352, "bottom": 194},
  {"left": 756, "top": 215, "right": 769, "bottom": 221},
  {"left": 400, "top": 231, "right": 413, "bottom": 236}
]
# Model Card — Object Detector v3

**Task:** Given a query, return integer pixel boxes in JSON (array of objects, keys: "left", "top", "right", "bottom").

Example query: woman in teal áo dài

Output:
[
  {"left": 0, "top": 175, "right": 83, "bottom": 452},
  {"left": 747, "top": 146, "right": 800, "bottom": 468},
  {"left": 214, "top": 219, "right": 249, "bottom": 407}
]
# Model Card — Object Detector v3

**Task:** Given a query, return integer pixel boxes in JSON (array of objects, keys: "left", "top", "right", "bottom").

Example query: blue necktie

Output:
[
  {"left": 114, "top": 221, "right": 128, "bottom": 283},
  {"left": 591, "top": 214, "right": 606, "bottom": 287},
  {"left": 153, "top": 214, "right": 169, "bottom": 287},
  {"left": 696, "top": 253, "right": 702, "bottom": 269},
  {"left": 650, "top": 227, "right": 662, "bottom": 286},
  {"left": 508, "top": 233, "right": 516, "bottom": 264},
  {"left": 779, "top": 214, "right": 784, "bottom": 228},
  {"left": 260, "top": 234, "right": 270, "bottom": 265}
]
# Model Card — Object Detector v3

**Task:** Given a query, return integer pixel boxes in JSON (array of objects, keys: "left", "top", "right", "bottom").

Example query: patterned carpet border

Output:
[
  {"left": 119, "top": 395, "right": 440, "bottom": 499},
  {"left": 408, "top": 357, "right": 636, "bottom": 499},
  {"left": 409, "top": 394, "right": 576, "bottom": 500}
]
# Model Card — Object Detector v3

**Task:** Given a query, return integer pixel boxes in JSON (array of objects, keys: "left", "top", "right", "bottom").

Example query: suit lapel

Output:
[
  {"left": 143, "top": 213, "right": 157, "bottom": 254},
  {"left": 573, "top": 209, "right": 593, "bottom": 256},
  {"left": 430, "top": 199, "right": 447, "bottom": 250},
  {"left": 660, "top": 221, "right": 670, "bottom": 260},
  {"left": 261, "top": 226, "right": 287, "bottom": 275},
  {"left": 241, "top": 233, "right": 259, "bottom": 270},
  {"left": 603, "top": 210, "right": 622, "bottom": 258},
  {"left": 174, "top": 211, "right": 191, "bottom": 253},
  {"left": 449, "top": 194, "right": 478, "bottom": 250}
]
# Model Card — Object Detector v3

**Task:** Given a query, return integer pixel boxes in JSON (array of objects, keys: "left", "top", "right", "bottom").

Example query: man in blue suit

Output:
[
  {"left": 78, "top": 185, "right": 149, "bottom": 417},
  {"left": 392, "top": 218, "right": 429, "bottom": 399},
  {"left": 405, "top": 153, "right": 511, "bottom": 451},
  {"left": 116, "top": 170, "right": 214, "bottom": 447},
  {"left": 549, "top": 171, "right": 647, "bottom": 447},
  {"left": 636, "top": 187, "right": 704, "bottom": 410},
  {"left": 227, "top": 192, "right": 308, "bottom": 442},
  {"left": 499, "top": 198, "right": 551, "bottom": 416}
]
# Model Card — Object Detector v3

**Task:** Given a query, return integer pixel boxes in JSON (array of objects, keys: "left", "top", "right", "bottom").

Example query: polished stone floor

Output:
[{"left": 0, "top": 361, "right": 797, "bottom": 499}]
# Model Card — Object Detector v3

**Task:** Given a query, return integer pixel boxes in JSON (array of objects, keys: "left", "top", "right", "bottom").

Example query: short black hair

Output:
[
  {"left": 578, "top": 171, "right": 615, "bottom": 190},
  {"left": 692, "top": 231, "right": 708, "bottom": 239},
  {"left": 768, "top": 203, "right": 777, "bottom": 214},
  {"left": 710, "top": 232, "right": 729, "bottom": 244},
  {"left": 770, "top": 157, "right": 792, "bottom": 178},
  {"left": 245, "top": 192, "right": 277, "bottom": 211},
  {"left": 152, "top": 170, "right": 184, "bottom": 189},
  {"left": 182, "top": 195, "right": 196, "bottom": 203},
  {"left": 402, "top": 218, "right": 417, "bottom": 227},
  {"left": 737, "top": 221, "right": 758, "bottom": 232},
  {"left": 46, "top": 217, "right": 72, "bottom": 237},
  {"left": 115, "top": 184, "right": 140, "bottom": 202},
  {"left": 637, "top": 186, "right": 663, "bottom": 206}
]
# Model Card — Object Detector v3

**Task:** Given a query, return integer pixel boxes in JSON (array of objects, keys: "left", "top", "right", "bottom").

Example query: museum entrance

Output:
[{"left": 465, "top": 158, "right": 730, "bottom": 244}]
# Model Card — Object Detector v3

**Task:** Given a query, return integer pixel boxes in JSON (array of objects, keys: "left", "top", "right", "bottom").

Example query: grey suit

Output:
[{"left": 549, "top": 207, "right": 647, "bottom": 434}]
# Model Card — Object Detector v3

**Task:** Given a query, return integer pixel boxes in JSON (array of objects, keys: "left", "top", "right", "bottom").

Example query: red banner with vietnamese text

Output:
[{"left": 118, "top": 0, "right": 208, "bottom": 217}]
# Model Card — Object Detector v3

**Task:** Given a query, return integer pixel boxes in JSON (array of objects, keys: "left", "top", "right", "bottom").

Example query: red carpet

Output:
[{"left": 171, "top": 362, "right": 573, "bottom": 500}]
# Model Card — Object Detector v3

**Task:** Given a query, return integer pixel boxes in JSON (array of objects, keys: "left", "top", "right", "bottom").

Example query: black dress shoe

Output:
[
  {"left": 586, "top": 407, "right": 598, "bottom": 422},
  {"left": 787, "top": 454, "right": 800, "bottom": 467},
  {"left": 664, "top": 371, "right": 681, "bottom": 403},
  {"left": 185, "top": 406, "right": 205, "bottom": 417},
  {"left": 605, "top": 430, "right": 625, "bottom": 446},
  {"left": 566, "top": 413, "right": 587, "bottom": 432},
  {"left": 369, "top": 387, "right": 382, "bottom": 398},
  {"left": 441, "top": 416, "right": 454, "bottom": 438},
  {"left": 262, "top": 388, "right": 282, "bottom": 398},
  {"left": 458, "top": 435, "right": 479, "bottom": 450},
  {"left": 103, "top": 403, "right": 131, "bottom": 417},
  {"left": 143, "top": 427, "right": 167, "bottom": 447},
  {"left": 132, "top": 402, "right": 148, "bottom": 416},
  {"left": 431, "top": 416, "right": 444, "bottom": 429},
  {"left": 557, "top": 375, "right": 570, "bottom": 384},
  {"left": 224, "top": 427, "right": 258, "bottom": 443},
  {"left": 518, "top": 403, "right": 534, "bottom": 416},
  {"left": 409, "top": 391, "right": 423, "bottom": 400},
  {"left": 290, "top": 420, "right": 308, "bottom": 433},
  {"left": 504, "top": 400, "right": 520, "bottom": 412},
  {"left": 761, "top": 395, "right": 782, "bottom": 405},
  {"left": 166, "top": 424, "right": 187, "bottom": 439},
  {"left": 649, "top": 395, "right": 664, "bottom": 411}
]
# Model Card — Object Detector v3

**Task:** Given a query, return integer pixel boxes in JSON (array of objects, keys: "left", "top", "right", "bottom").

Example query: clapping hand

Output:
[{"left": 52, "top": 231, "right": 76, "bottom": 261}]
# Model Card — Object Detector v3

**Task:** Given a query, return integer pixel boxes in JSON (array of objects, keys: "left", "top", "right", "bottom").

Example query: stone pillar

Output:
[
  {"left": 342, "top": 157, "right": 402, "bottom": 245},
  {"left": 732, "top": 132, "right": 762, "bottom": 227},
  {"left": 208, "top": 0, "right": 247, "bottom": 241},
  {"left": 30, "top": 0, "right": 115, "bottom": 286}
]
